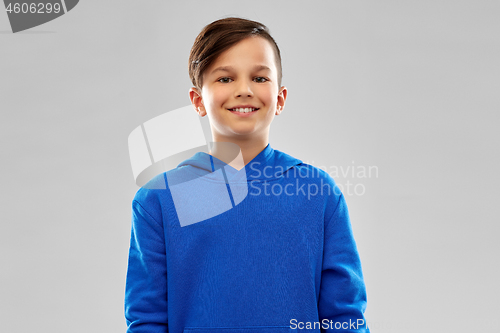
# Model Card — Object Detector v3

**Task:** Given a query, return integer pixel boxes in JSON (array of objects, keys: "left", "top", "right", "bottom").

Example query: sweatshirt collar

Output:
[{"left": 176, "top": 143, "right": 302, "bottom": 183}]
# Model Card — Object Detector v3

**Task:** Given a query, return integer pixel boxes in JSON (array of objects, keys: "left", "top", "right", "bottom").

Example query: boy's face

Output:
[{"left": 190, "top": 36, "right": 287, "bottom": 143}]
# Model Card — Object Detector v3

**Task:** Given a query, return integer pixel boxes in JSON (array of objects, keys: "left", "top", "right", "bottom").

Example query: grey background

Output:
[{"left": 1, "top": 1, "right": 499, "bottom": 332}]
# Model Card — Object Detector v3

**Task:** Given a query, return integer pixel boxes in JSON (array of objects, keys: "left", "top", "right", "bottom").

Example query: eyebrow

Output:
[{"left": 210, "top": 65, "right": 271, "bottom": 75}]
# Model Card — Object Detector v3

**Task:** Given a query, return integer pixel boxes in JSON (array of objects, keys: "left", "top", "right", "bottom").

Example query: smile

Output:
[{"left": 228, "top": 107, "right": 259, "bottom": 113}]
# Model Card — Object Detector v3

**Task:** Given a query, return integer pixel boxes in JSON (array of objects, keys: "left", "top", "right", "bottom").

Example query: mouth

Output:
[{"left": 227, "top": 107, "right": 260, "bottom": 113}]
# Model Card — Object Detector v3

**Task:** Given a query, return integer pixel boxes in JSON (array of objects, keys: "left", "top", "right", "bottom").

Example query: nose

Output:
[{"left": 234, "top": 79, "right": 253, "bottom": 97}]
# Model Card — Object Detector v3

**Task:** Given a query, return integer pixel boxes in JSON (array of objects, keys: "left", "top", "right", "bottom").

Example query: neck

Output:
[{"left": 208, "top": 136, "right": 269, "bottom": 171}]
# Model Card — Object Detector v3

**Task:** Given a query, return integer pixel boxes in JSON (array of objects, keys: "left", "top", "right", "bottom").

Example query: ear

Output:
[
  {"left": 189, "top": 87, "right": 207, "bottom": 117},
  {"left": 275, "top": 86, "right": 287, "bottom": 115}
]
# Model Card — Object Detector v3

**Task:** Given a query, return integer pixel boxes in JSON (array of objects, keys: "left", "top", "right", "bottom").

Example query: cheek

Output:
[
  {"left": 210, "top": 88, "right": 230, "bottom": 106},
  {"left": 257, "top": 88, "right": 276, "bottom": 105},
  {"left": 261, "top": 90, "right": 277, "bottom": 107},
  {"left": 202, "top": 89, "right": 221, "bottom": 110}
]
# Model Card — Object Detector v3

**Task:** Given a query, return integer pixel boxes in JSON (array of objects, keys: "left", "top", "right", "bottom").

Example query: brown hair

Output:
[{"left": 188, "top": 17, "right": 282, "bottom": 91}]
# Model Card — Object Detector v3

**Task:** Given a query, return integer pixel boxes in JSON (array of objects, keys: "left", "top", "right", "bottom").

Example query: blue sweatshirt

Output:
[{"left": 125, "top": 143, "right": 370, "bottom": 332}]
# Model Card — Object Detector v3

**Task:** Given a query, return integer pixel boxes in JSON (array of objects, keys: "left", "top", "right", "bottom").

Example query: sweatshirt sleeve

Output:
[
  {"left": 318, "top": 193, "right": 370, "bottom": 332},
  {"left": 125, "top": 198, "right": 168, "bottom": 332}
]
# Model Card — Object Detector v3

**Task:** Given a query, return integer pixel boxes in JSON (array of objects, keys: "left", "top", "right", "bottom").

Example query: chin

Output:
[
  {"left": 228, "top": 127, "right": 257, "bottom": 136},
  {"left": 231, "top": 130, "right": 256, "bottom": 137}
]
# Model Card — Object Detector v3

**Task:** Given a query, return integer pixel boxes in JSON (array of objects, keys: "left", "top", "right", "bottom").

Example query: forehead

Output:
[{"left": 206, "top": 37, "right": 277, "bottom": 75}]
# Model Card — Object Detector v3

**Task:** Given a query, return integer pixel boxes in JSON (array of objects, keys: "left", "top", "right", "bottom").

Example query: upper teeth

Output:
[{"left": 231, "top": 108, "right": 257, "bottom": 113}]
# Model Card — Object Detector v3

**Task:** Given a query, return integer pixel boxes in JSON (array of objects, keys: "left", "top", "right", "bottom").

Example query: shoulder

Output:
[
  {"left": 273, "top": 148, "right": 342, "bottom": 195},
  {"left": 294, "top": 163, "right": 341, "bottom": 189},
  {"left": 132, "top": 172, "right": 168, "bottom": 221},
  {"left": 293, "top": 162, "right": 345, "bottom": 218}
]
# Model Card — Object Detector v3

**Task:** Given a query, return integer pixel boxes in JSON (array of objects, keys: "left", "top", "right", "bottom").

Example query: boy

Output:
[{"left": 125, "top": 17, "right": 370, "bottom": 332}]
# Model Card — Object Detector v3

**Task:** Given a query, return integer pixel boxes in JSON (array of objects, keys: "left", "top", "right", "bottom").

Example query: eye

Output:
[
  {"left": 217, "top": 77, "right": 233, "bottom": 83},
  {"left": 254, "top": 77, "right": 268, "bottom": 83}
]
